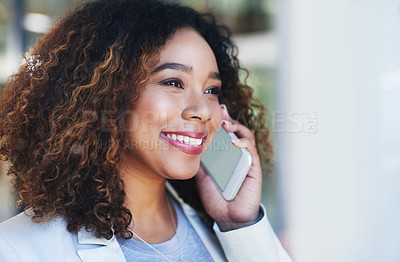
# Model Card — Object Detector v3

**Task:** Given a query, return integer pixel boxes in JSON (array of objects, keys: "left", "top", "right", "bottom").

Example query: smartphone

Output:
[{"left": 201, "top": 125, "right": 252, "bottom": 201}]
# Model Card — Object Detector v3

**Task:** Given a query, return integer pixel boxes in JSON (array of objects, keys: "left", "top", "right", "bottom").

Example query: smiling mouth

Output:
[
  {"left": 162, "top": 132, "right": 203, "bottom": 146},
  {"left": 160, "top": 131, "right": 206, "bottom": 155}
]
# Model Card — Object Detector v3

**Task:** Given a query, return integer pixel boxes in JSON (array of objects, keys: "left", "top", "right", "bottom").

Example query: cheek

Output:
[
  {"left": 128, "top": 91, "right": 179, "bottom": 131},
  {"left": 210, "top": 102, "right": 223, "bottom": 131},
  {"left": 136, "top": 92, "right": 166, "bottom": 120}
]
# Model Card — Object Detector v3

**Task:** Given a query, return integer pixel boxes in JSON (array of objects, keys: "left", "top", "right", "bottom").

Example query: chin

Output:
[{"left": 165, "top": 162, "right": 200, "bottom": 180}]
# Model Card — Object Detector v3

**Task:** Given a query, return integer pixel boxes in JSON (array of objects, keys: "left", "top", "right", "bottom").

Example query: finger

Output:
[
  {"left": 231, "top": 138, "right": 260, "bottom": 170},
  {"left": 223, "top": 120, "right": 256, "bottom": 146},
  {"left": 231, "top": 138, "right": 262, "bottom": 198},
  {"left": 195, "top": 165, "right": 218, "bottom": 194},
  {"left": 219, "top": 105, "right": 256, "bottom": 145}
]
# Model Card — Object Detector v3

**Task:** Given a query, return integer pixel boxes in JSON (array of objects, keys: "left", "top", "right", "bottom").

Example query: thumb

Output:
[{"left": 195, "top": 165, "right": 222, "bottom": 201}]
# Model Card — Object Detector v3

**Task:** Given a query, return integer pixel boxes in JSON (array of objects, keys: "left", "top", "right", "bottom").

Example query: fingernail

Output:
[
  {"left": 231, "top": 138, "right": 240, "bottom": 144},
  {"left": 222, "top": 120, "right": 232, "bottom": 126}
]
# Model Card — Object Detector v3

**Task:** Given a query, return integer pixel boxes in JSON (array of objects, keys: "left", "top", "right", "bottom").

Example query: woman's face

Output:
[{"left": 123, "top": 27, "right": 223, "bottom": 180}]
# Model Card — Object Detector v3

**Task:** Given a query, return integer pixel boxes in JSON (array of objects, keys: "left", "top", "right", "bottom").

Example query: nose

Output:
[{"left": 181, "top": 93, "right": 213, "bottom": 122}]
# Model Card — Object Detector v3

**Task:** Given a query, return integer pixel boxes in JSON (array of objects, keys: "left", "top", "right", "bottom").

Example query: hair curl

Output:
[{"left": 0, "top": 0, "right": 272, "bottom": 239}]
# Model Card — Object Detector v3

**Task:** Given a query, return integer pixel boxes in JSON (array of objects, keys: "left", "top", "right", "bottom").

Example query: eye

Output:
[
  {"left": 161, "top": 79, "right": 184, "bottom": 89},
  {"left": 204, "top": 87, "right": 221, "bottom": 96}
]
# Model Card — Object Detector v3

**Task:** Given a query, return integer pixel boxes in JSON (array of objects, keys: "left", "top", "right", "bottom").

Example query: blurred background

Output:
[{"left": 1, "top": 0, "right": 400, "bottom": 261}]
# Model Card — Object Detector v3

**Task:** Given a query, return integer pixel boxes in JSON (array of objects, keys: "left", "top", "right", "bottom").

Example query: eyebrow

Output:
[
  {"left": 209, "top": 71, "right": 221, "bottom": 80},
  {"left": 151, "top": 62, "right": 221, "bottom": 80},
  {"left": 151, "top": 63, "right": 192, "bottom": 74}
]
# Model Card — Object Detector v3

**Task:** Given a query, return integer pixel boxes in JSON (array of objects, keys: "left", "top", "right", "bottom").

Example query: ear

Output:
[{"left": 220, "top": 104, "right": 233, "bottom": 122}]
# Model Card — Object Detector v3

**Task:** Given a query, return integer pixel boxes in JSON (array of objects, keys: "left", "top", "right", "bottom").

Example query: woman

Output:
[{"left": 0, "top": 0, "right": 292, "bottom": 261}]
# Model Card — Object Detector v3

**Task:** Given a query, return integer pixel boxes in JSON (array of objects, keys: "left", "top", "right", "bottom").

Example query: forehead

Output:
[{"left": 155, "top": 28, "right": 218, "bottom": 69}]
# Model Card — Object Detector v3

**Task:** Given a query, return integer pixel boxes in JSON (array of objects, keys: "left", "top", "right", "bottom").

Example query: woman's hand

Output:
[{"left": 195, "top": 104, "right": 263, "bottom": 232}]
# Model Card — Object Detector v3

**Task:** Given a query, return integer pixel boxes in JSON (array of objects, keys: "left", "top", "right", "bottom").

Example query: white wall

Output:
[{"left": 277, "top": 0, "right": 400, "bottom": 261}]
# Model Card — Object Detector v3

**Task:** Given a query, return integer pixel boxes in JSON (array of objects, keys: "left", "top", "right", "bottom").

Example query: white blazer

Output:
[{"left": 0, "top": 184, "right": 292, "bottom": 262}]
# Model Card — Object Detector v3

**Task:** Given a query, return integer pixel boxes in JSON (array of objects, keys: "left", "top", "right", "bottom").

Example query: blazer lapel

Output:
[
  {"left": 76, "top": 228, "right": 126, "bottom": 262},
  {"left": 74, "top": 183, "right": 227, "bottom": 262}
]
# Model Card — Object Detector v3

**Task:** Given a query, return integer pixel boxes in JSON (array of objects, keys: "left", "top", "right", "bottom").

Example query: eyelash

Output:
[
  {"left": 160, "top": 78, "right": 221, "bottom": 96},
  {"left": 204, "top": 87, "right": 221, "bottom": 96},
  {"left": 161, "top": 79, "right": 184, "bottom": 89}
]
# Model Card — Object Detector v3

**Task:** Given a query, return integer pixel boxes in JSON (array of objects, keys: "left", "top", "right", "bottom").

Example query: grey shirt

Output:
[{"left": 118, "top": 198, "right": 213, "bottom": 262}]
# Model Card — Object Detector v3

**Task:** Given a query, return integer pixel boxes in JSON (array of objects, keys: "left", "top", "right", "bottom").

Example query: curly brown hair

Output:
[{"left": 0, "top": 0, "right": 273, "bottom": 239}]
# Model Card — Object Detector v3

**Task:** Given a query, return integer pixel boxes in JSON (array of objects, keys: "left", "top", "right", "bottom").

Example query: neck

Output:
[{"left": 119, "top": 157, "right": 176, "bottom": 244}]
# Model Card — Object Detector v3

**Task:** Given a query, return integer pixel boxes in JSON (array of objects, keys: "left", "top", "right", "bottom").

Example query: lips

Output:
[{"left": 160, "top": 131, "right": 206, "bottom": 155}]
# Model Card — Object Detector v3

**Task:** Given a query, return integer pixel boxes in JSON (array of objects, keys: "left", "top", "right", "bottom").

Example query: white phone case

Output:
[{"left": 201, "top": 126, "right": 252, "bottom": 201}]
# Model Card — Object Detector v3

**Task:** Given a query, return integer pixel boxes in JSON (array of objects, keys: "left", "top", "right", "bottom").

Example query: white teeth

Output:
[
  {"left": 189, "top": 137, "right": 202, "bottom": 146},
  {"left": 183, "top": 136, "right": 190, "bottom": 144},
  {"left": 164, "top": 133, "right": 203, "bottom": 146}
]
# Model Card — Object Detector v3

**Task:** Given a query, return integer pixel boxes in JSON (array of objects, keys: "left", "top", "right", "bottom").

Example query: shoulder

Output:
[
  {"left": 0, "top": 209, "right": 67, "bottom": 234},
  {"left": 0, "top": 209, "right": 72, "bottom": 245},
  {"left": 0, "top": 210, "right": 80, "bottom": 262}
]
